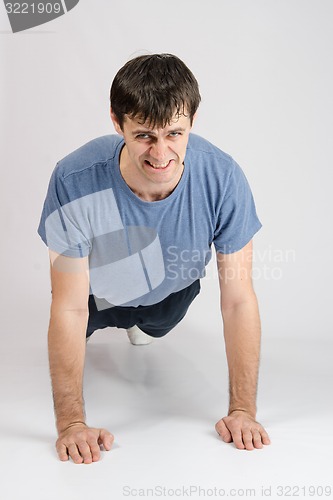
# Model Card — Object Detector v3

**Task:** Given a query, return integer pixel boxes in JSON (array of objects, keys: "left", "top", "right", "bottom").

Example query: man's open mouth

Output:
[{"left": 145, "top": 160, "right": 172, "bottom": 170}]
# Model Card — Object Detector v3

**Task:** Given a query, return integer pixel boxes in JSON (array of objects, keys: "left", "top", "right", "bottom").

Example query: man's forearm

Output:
[
  {"left": 48, "top": 308, "right": 88, "bottom": 434},
  {"left": 221, "top": 294, "right": 261, "bottom": 418}
]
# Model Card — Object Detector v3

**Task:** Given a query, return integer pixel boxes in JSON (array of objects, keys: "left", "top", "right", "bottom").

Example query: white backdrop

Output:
[
  {"left": 1, "top": 2, "right": 333, "bottom": 497},
  {"left": 1, "top": 0, "right": 332, "bottom": 341}
]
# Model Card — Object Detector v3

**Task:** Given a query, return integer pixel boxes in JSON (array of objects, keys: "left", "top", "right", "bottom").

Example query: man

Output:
[{"left": 38, "top": 53, "right": 270, "bottom": 464}]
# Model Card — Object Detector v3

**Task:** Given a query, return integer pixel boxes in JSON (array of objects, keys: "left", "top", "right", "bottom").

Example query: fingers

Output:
[
  {"left": 57, "top": 443, "right": 70, "bottom": 462},
  {"left": 87, "top": 436, "right": 102, "bottom": 462},
  {"left": 56, "top": 440, "right": 84, "bottom": 464},
  {"left": 98, "top": 428, "right": 114, "bottom": 451},
  {"left": 215, "top": 419, "right": 232, "bottom": 443},
  {"left": 260, "top": 428, "right": 271, "bottom": 446},
  {"left": 222, "top": 417, "right": 245, "bottom": 450},
  {"left": 56, "top": 427, "right": 114, "bottom": 464},
  {"left": 238, "top": 428, "right": 253, "bottom": 450},
  {"left": 252, "top": 429, "right": 264, "bottom": 449},
  {"left": 56, "top": 439, "right": 87, "bottom": 464},
  {"left": 216, "top": 416, "right": 271, "bottom": 451},
  {"left": 68, "top": 442, "right": 85, "bottom": 464},
  {"left": 76, "top": 437, "right": 100, "bottom": 464}
]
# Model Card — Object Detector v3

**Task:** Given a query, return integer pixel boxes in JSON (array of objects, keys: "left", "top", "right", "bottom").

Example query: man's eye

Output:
[
  {"left": 136, "top": 134, "right": 150, "bottom": 140},
  {"left": 169, "top": 132, "right": 181, "bottom": 137}
]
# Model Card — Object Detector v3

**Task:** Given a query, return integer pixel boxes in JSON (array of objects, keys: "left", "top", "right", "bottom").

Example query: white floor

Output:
[{"left": 1, "top": 300, "right": 332, "bottom": 500}]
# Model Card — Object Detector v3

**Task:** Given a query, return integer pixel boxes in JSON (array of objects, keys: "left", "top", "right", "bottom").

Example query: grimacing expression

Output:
[{"left": 111, "top": 111, "right": 194, "bottom": 187}]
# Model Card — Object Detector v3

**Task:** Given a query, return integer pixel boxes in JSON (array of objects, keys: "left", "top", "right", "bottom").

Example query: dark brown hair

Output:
[{"left": 110, "top": 53, "right": 201, "bottom": 129}]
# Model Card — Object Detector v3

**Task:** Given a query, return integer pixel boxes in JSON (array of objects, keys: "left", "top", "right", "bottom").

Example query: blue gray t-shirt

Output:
[{"left": 38, "top": 133, "right": 261, "bottom": 309}]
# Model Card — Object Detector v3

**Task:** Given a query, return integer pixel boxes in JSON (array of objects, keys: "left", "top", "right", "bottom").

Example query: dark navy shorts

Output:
[{"left": 86, "top": 280, "right": 201, "bottom": 339}]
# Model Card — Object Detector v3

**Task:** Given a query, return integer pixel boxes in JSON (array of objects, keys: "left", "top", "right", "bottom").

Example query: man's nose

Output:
[{"left": 149, "top": 140, "right": 168, "bottom": 161}]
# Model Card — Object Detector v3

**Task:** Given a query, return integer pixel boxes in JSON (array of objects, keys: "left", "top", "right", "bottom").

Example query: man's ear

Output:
[{"left": 110, "top": 108, "right": 123, "bottom": 135}]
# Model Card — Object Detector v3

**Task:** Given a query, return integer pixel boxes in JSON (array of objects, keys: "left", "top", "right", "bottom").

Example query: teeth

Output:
[{"left": 148, "top": 160, "right": 170, "bottom": 168}]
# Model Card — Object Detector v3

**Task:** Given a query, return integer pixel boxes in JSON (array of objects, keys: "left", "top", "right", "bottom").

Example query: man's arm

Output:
[
  {"left": 215, "top": 240, "right": 270, "bottom": 450},
  {"left": 48, "top": 250, "right": 114, "bottom": 463}
]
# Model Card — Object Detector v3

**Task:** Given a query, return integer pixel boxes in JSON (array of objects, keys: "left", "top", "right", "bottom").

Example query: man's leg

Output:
[
  {"left": 86, "top": 296, "right": 153, "bottom": 344},
  {"left": 86, "top": 280, "right": 201, "bottom": 344},
  {"left": 129, "top": 280, "right": 201, "bottom": 339}
]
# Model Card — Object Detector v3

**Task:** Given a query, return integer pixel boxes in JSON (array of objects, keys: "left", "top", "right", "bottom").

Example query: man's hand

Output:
[
  {"left": 215, "top": 410, "right": 271, "bottom": 451},
  {"left": 56, "top": 423, "right": 114, "bottom": 464}
]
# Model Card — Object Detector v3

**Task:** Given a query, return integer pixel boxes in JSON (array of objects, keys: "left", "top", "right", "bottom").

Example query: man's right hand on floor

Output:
[{"left": 56, "top": 423, "right": 114, "bottom": 464}]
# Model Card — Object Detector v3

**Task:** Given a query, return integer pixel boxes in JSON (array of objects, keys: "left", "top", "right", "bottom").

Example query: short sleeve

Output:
[
  {"left": 213, "top": 160, "right": 262, "bottom": 254},
  {"left": 37, "top": 165, "right": 91, "bottom": 258}
]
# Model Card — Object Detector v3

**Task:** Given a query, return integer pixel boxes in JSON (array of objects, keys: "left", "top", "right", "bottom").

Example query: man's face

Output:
[{"left": 111, "top": 111, "right": 194, "bottom": 191}]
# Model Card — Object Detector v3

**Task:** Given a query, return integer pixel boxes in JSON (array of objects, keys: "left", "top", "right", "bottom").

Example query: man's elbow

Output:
[
  {"left": 220, "top": 289, "right": 258, "bottom": 315},
  {"left": 50, "top": 300, "right": 89, "bottom": 318}
]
